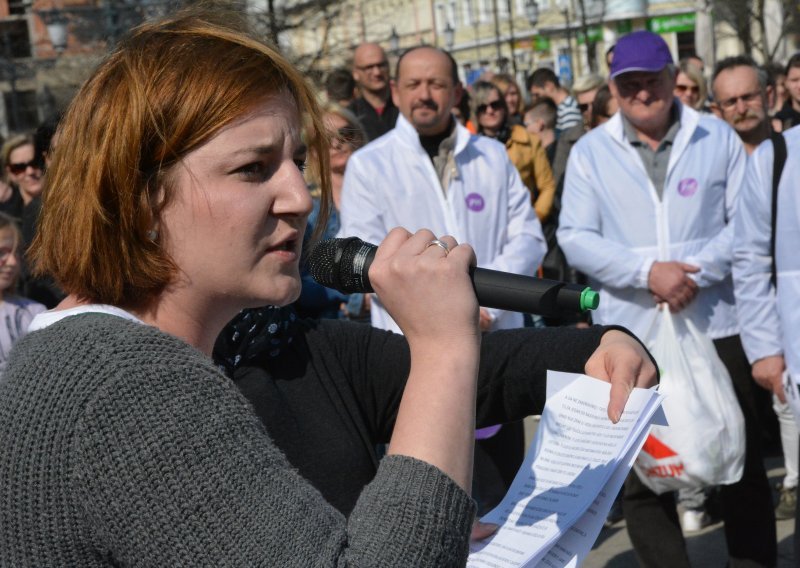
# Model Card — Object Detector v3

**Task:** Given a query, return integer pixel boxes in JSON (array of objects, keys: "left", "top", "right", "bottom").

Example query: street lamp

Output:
[
  {"left": 523, "top": 0, "right": 539, "bottom": 74},
  {"left": 38, "top": 9, "right": 69, "bottom": 53},
  {"left": 500, "top": 0, "right": 537, "bottom": 79},
  {"left": 389, "top": 26, "right": 400, "bottom": 55},
  {"left": 470, "top": 0, "right": 481, "bottom": 61},
  {"left": 525, "top": 0, "right": 539, "bottom": 27},
  {"left": 444, "top": 22, "right": 455, "bottom": 51}
]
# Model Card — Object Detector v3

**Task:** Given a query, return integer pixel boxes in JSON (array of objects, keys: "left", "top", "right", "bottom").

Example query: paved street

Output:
[
  {"left": 584, "top": 463, "right": 795, "bottom": 567},
  {"left": 585, "top": 514, "right": 794, "bottom": 567}
]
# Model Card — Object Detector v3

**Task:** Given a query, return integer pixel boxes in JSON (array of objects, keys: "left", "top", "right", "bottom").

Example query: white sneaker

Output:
[{"left": 681, "top": 509, "right": 711, "bottom": 533}]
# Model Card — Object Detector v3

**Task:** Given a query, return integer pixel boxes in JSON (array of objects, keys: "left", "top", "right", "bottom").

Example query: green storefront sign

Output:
[
  {"left": 534, "top": 36, "right": 551, "bottom": 51},
  {"left": 648, "top": 13, "right": 696, "bottom": 34},
  {"left": 577, "top": 26, "right": 603, "bottom": 44}
]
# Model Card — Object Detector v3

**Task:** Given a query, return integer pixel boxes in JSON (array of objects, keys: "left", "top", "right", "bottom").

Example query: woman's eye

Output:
[
  {"left": 235, "top": 162, "right": 268, "bottom": 181},
  {"left": 294, "top": 158, "right": 307, "bottom": 174}
]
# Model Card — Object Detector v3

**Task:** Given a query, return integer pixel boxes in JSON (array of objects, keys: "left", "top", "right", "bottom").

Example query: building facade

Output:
[
  {"left": 0, "top": 0, "right": 795, "bottom": 137},
  {"left": 0, "top": 0, "right": 178, "bottom": 138},
  {"left": 279, "top": 0, "right": 798, "bottom": 90}
]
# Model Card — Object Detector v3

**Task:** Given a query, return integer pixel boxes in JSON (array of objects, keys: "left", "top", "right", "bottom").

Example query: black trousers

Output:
[
  {"left": 472, "top": 421, "right": 525, "bottom": 515},
  {"left": 623, "top": 335, "right": 777, "bottom": 568}
]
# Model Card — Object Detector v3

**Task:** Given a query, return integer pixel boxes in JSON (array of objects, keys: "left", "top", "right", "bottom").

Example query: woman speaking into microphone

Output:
[{"left": 0, "top": 8, "right": 483, "bottom": 565}]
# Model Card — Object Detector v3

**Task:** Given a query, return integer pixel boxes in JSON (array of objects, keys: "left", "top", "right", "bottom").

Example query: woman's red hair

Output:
[{"left": 30, "top": 5, "right": 330, "bottom": 307}]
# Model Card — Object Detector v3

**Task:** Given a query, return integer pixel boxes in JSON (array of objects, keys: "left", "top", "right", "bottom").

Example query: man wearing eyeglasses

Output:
[
  {"left": 349, "top": 43, "right": 399, "bottom": 141},
  {"left": 712, "top": 56, "right": 773, "bottom": 155},
  {"left": 558, "top": 30, "right": 776, "bottom": 568},
  {"left": 733, "top": 122, "right": 800, "bottom": 558},
  {"left": 715, "top": 55, "right": 800, "bottom": 523}
]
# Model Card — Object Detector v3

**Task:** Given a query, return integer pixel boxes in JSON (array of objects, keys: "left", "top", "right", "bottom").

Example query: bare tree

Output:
[
  {"left": 247, "top": 0, "right": 344, "bottom": 76},
  {"left": 570, "top": 0, "right": 607, "bottom": 74},
  {"left": 712, "top": 0, "right": 797, "bottom": 63}
]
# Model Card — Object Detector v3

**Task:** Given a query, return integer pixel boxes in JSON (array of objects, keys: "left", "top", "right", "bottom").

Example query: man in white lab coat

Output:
[
  {"left": 733, "top": 124, "right": 800, "bottom": 552},
  {"left": 558, "top": 31, "right": 776, "bottom": 567},
  {"left": 339, "top": 45, "right": 546, "bottom": 515},
  {"left": 340, "top": 46, "right": 545, "bottom": 335},
  {"left": 714, "top": 55, "right": 799, "bottom": 522}
]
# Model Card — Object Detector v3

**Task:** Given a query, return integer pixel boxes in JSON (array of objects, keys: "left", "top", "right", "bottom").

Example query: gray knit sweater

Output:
[{"left": 0, "top": 313, "right": 475, "bottom": 566}]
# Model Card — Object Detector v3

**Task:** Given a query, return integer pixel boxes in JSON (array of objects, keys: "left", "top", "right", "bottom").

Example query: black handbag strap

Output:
[{"left": 770, "top": 131, "right": 787, "bottom": 289}]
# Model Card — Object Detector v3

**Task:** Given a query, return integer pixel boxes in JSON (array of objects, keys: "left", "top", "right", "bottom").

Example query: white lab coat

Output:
[
  {"left": 733, "top": 125, "right": 800, "bottom": 377},
  {"left": 558, "top": 103, "right": 746, "bottom": 341},
  {"left": 339, "top": 114, "right": 546, "bottom": 333}
]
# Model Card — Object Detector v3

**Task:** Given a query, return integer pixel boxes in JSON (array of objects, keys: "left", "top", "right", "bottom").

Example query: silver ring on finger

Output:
[{"left": 425, "top": 238, "right": 450, "bottom": 256}]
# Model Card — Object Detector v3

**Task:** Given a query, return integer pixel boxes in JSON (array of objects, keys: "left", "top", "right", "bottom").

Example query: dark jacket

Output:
[
  {"left": 217, "top": 317, "right": 635, "bottom": 515},
  {"left": 348, "top": 96, "right": 399, "bottom": 141}
]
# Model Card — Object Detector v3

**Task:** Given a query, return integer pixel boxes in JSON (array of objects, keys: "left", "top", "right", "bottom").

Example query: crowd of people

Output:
[
  {"left": 319, "top": 32, "right": 800, "bottom": 566},
  {"left": 0, "top": 3, "right": 798, "bottom": 566}
]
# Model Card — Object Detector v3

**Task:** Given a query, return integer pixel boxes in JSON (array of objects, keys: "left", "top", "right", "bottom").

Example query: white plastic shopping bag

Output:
[
  {"left": 783, "top": 371, "right": 800, "bottom": 429},
  {"left": 633, "top": 306, "right": 745, "bottom": 494}
]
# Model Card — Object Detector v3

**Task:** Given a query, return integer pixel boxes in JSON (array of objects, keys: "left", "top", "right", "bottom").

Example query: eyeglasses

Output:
[
  {"left": 717, "top": 90, "right": 762, "bottom": 111},
  {"left": 674, "top": 84, "right": 700, "bottom": 94},
  {"left": 477, "top": 100, "right": 504, "bottom": 114},
  {"left": 355, "top": 61, "right": 389, "bottom": 73},
  {"left": 7, "top": 160, "right": 39, "bottom": 175},
  {"left": 329, "top": 127, "right": 361, "bottom": 150},
  {"left": 578, "top": 102, "right": 591, "bottom": 113}
]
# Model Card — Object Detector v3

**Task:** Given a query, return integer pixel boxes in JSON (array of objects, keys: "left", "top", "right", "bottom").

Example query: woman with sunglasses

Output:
[
  {"left": 674, "top": 60, "right": 708, "bottom": 112},
  {"left": 295, "top": 103, "right": 369, "bottom": 320},
  {"left": 471, "top": 80, "right": 556, "bottom": 222},
  {"left": 0, "top": 9, "right": 489, "bottom": 565},
  {"left": 0, "top": 135, "right": 43, "bottom": 220}
]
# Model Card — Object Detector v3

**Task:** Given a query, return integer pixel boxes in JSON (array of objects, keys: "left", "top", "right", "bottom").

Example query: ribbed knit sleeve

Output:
[{"left": 0, "top": 314, "right": 474, "bottom": 566}]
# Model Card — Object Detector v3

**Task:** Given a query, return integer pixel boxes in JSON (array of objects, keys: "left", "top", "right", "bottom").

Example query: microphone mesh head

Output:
[{"left": 306, "top": 237, "right": 373, "bottom": 293}]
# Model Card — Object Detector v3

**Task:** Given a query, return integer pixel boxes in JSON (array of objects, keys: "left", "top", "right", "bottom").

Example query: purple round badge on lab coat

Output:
[
  {"left": 466, "top": 193, "right": 485, "bottom": 212},
  {"left": 677, "top": 178, "right": 698, "bottom": 197}
]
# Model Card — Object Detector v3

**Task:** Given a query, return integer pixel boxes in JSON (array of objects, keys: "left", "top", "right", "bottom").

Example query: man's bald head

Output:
[
  {"left": 395, "top": 46, "right": 460, "bottom": 86},
  {"left": 352, "top": 43, "right": 390, "bottom": 95},
  {"left": 391, "top": 46, "right": 462, "bottom": 136}
]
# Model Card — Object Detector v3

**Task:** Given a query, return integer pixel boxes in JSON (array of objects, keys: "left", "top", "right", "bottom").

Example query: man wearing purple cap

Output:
[{"left": 558, "top": 30, "right": 776, "bottom": 567}]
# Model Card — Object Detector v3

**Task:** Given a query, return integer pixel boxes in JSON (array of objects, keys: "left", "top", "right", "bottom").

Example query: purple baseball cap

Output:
[{"left": 609, "top": 30, "right": 673, "bottom": 79}]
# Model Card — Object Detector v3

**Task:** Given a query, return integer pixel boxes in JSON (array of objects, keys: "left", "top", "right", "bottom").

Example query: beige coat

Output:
[{"left": 505, "top": 124, "right": 556, "bottom": 221}]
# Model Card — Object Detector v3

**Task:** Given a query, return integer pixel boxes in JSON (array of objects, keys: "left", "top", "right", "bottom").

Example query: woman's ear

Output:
[{"left": 140, "top": 176, "right": 167, "bottom": 244}]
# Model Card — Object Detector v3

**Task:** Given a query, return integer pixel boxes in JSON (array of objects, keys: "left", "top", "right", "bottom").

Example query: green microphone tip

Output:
[{"left": 580, "top": 288, "right": 600, "bottom": 311}]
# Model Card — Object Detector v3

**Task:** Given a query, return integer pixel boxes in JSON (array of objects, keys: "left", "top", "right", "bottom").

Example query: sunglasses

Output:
[
  {"left": 675, "top": 84, "right": 700, "bottom": 94},
  {"left": 330, "top": 127, "right": 362, "bottom": 150},
  {"left": 578, "top": 102, "right": 591, "bottom": 113},
  {"left": 477, "top": 100, "right": 504, "bottom": 114},
  {"left": 7, "top": 160, "right": 39, "bottom": 175}
]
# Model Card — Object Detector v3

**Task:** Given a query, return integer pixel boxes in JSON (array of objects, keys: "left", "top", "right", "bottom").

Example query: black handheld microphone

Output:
[{"left": 306, "top": 237, "right": 599, "bottom": 317}]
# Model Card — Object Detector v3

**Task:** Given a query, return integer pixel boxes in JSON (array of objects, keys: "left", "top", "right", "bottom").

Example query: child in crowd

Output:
[{"left": 0, "top": 212, "right": 45, "bottom": 376}]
